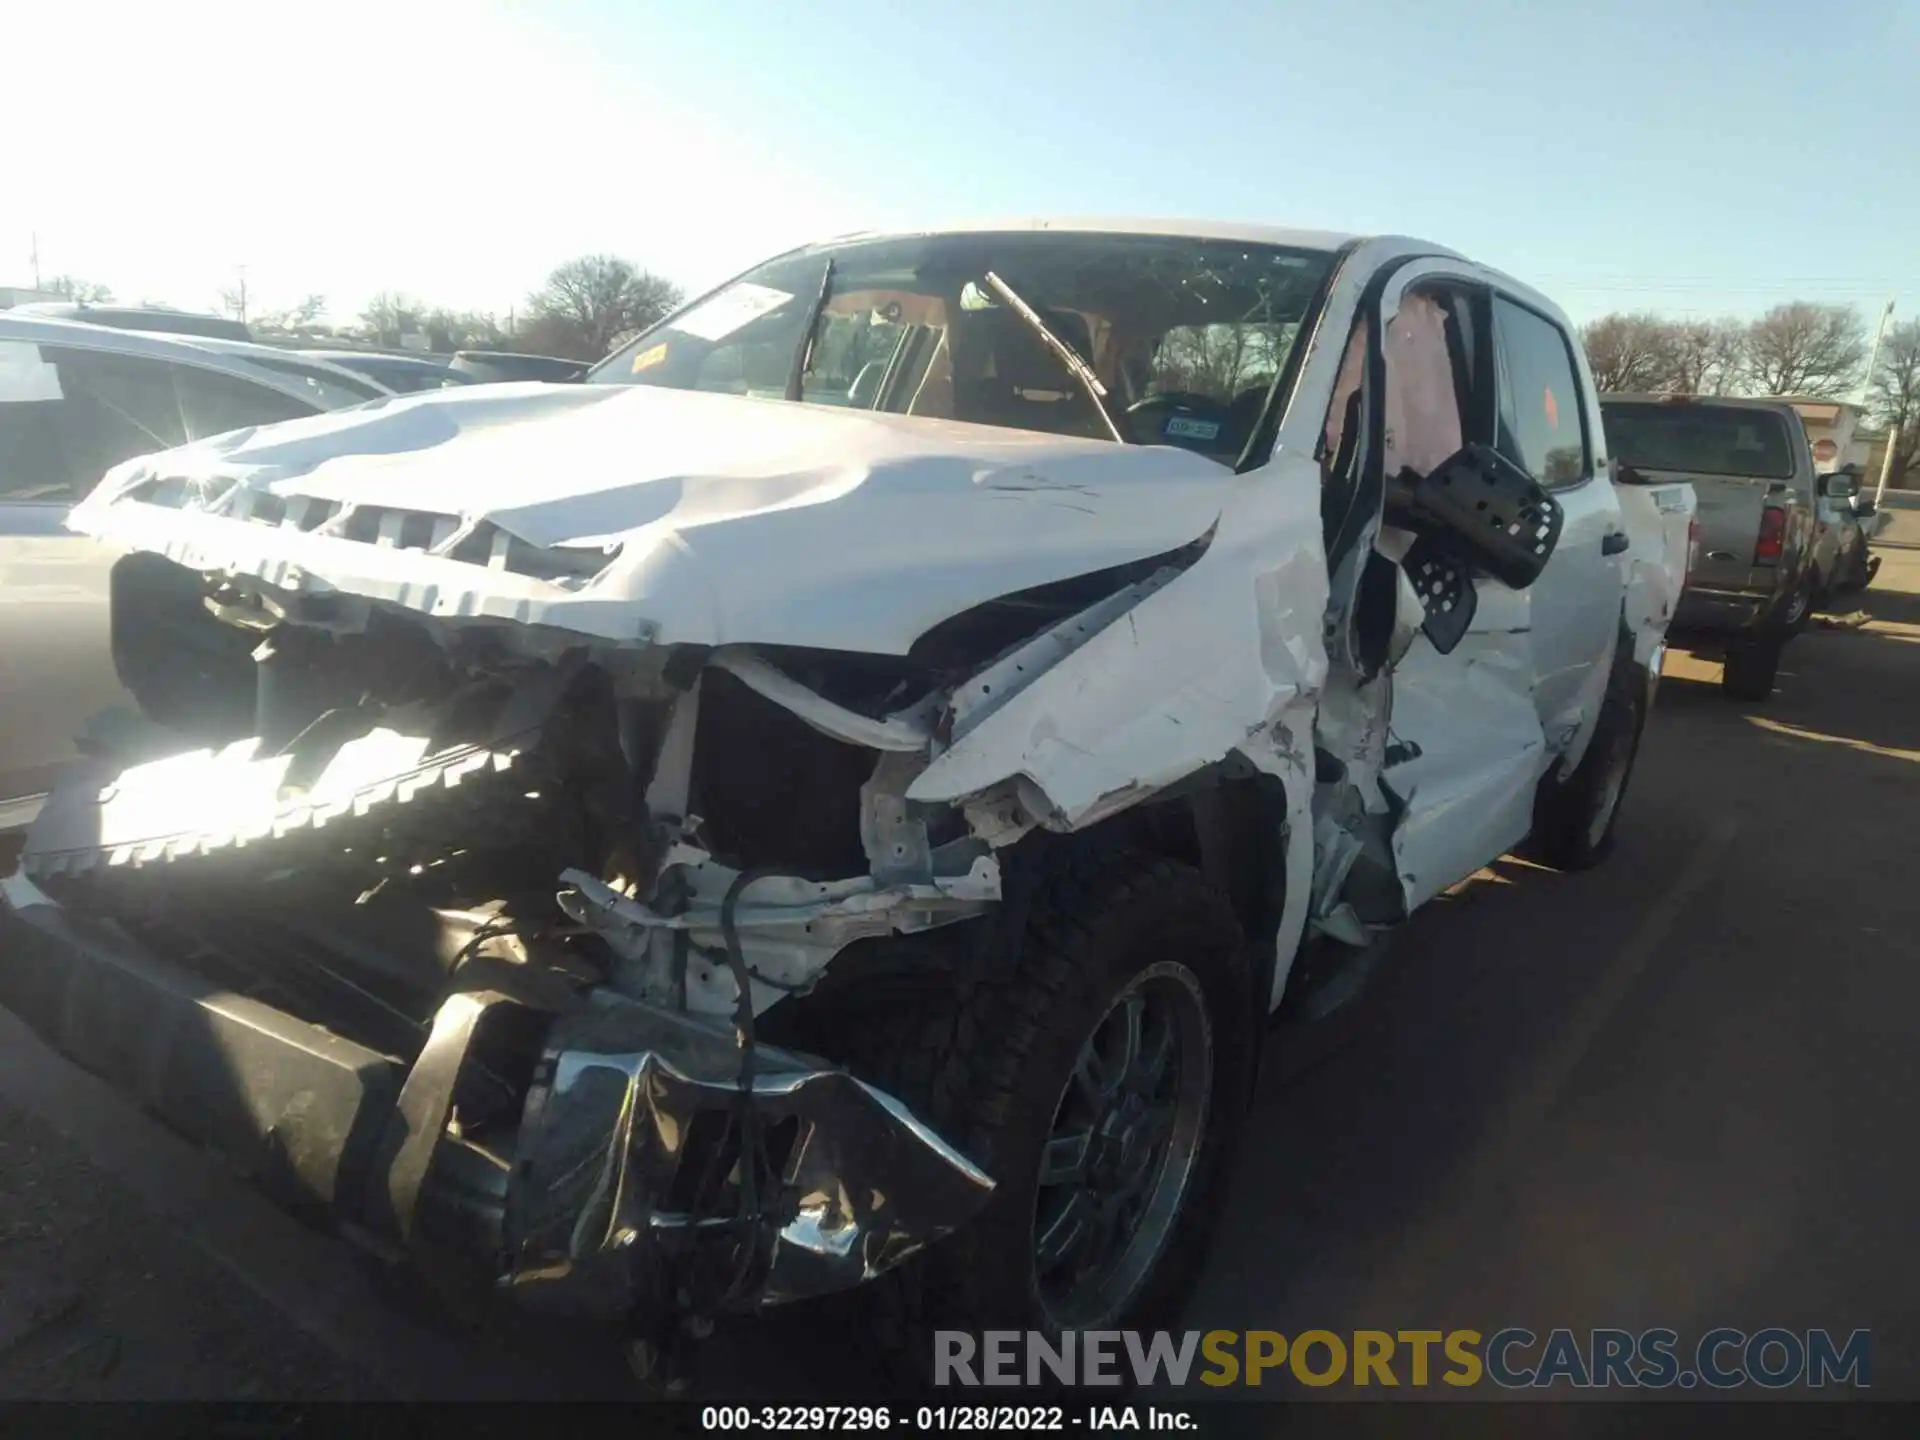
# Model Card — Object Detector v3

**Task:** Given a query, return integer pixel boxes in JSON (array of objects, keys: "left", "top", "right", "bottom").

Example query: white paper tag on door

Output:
[{"left": 0, "top": 342, "right": 63, "bottom": 402}]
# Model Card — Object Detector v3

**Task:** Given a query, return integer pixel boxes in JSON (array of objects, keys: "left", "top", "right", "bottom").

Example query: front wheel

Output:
[{"left": 890, "top": 850, "right": 1255, "bottom": 1361}]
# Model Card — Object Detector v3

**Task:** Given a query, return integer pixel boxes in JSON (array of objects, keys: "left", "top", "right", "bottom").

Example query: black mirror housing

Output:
[{"left": 1386, "top": 442, "right": 1564, "bottom": 591}]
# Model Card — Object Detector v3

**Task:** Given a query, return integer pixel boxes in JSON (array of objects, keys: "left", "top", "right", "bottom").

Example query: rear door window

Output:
[{"left": 1493, "top": 296, "right": 1590, "bottom": 488}]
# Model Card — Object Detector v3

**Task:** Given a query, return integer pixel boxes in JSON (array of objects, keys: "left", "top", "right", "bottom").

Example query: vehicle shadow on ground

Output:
[
  {"left": 1178, "top": 609, "right": 1920, "bottom": 1379},
  {"left": 707, "top": 606, "right": 1920, "bottom": 1401},
  {"left": 1657, "top": 599, "right": 1920, "bottom": 760}
]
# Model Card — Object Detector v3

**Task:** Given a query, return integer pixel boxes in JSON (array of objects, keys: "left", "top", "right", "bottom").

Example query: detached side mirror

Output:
[{"left": 1386, "top": 442, "right": 1565, "bottom": 590}]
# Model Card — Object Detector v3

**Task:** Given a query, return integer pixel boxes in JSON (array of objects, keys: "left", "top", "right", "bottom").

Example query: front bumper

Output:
[{"left": 0, "top": 867, "right": 993, "bottom": 1320}]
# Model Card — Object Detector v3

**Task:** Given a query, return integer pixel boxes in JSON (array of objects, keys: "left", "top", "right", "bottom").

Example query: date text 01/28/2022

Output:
[{"left": 700, "top": 1405, "right": 1195, "bottom": 1431}]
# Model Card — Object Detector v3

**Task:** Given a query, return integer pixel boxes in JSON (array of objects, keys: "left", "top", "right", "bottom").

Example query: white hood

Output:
[{"left": 74, "top": 382, "right": 1238, "bottom": 655}]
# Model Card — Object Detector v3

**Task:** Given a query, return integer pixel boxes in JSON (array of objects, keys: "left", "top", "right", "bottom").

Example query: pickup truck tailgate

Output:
[
  {"left": 1603, "top": 400, "right": 1799, "bottom": 592},
  {"left": 1665, "top": 471, "right": 1773, "bottom": 590}
]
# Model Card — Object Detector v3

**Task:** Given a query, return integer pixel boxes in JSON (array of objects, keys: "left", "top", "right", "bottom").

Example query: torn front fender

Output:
[
  {"left": 500, "top": 990, "right": 994, "bottom": 1318},
  {"left": 1615, "top": 478, "right": 1698, "bottom": 670},
  {"left": 908, "top": 448, "right": 1330, "bottom": 830}
]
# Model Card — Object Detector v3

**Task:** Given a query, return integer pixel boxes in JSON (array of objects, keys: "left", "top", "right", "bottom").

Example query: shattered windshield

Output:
[{"left": 589, "top": 230, "right": 1338, "bottom": 465}]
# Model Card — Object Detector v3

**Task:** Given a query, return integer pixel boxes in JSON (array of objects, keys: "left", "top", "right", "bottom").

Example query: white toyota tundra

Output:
[{"left": 0, "top": 220, "right": 1695, "bottom": 1381}]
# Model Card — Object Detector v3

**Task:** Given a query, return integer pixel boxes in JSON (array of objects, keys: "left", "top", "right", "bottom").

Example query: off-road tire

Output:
[
  {"left": 1530, "top": 648, "right": 1648, "bottom": 871},
  {"left": 1722, "top": 636, "right": 1783, "bottom": 702},
  {"left": 1782, "top": 578, "right": 1814, "bottom": 634},
  {"left": 870, "top": 848, "right": 1255, "bottom": 1387}
]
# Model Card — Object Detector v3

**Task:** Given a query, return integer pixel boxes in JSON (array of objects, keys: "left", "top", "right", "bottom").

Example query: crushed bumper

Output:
[
  {"left": 503, "top": 992, "right": 993, "bottom": 1317},
  {"left": 0, "top": 868, "right": 993, "bottom": 1319}
]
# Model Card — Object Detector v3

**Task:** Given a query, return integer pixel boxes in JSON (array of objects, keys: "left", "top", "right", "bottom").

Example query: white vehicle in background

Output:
[
  {"left": 0, "top": 222, "right": 1693, "bottom": 1382},
  {"left": 0, "top": 314, "right": 388, "bottom": 829}
]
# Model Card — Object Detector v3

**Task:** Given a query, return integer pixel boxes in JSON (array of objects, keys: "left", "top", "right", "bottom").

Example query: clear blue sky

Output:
[{"left": 11, "top": 0, "right": 1917, "bottom": 326}]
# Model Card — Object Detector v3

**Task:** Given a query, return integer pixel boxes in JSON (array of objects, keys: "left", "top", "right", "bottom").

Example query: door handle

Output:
[{"left": 1601, "top": 531, "right": 1630, "bottom": 556}]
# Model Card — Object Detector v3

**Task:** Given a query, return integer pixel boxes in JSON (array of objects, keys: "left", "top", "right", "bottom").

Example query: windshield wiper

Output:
[
  {"left": 785, "top": 257, "right": 835, "bottom": 403},
  {"left": 981, "top": 271, "right": 1129, "bottom": 444}
]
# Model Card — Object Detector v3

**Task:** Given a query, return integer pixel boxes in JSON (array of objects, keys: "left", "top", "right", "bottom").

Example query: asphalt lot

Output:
[{"left": 0, "top": 502, "right": 1916, "bottom": 1402}]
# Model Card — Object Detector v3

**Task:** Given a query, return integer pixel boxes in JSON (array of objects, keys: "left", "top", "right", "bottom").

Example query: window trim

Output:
[
  {"left": 167, "top": 355, "right": 325, "bottom": 441},
  {"left": 1489, "top": 289, "right": 1595, "bottom": 492}
]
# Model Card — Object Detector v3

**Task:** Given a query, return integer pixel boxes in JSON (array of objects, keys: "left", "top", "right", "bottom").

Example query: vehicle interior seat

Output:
[{"left": 954, "top": 304, "right": 1112, "bottom": 441}]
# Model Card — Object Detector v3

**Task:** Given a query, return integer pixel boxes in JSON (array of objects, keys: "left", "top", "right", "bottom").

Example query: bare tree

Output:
[
  {"left": 524, "top": 255, "right": 683, "bottom": 361},
  {"left": 358, "top": 292, "right": 428, "bottom": 349},
  {"left": 254, "top": 294, "right": 328, "bottom": 334},
  {"left": 1154, "top": 322, "right": 1291, "bottom": 399},
  {"left": 423, "top": 308, "right": 504, "bottom": 352},
  {"left": 1666, "top": 318, "right": 1749, "bottom": 396},
  {"left": 1744, "top": 302, "right": 1868, "bottom": 398},
  {"left": 1580, "top": 313, "right": 1679, "bottom": 392},
  {"left": 44, "top": 274, "right": 113, "bottom": 303},
  {"left": 1867, "top": 318, "right": 1920, "bottom": 491}
]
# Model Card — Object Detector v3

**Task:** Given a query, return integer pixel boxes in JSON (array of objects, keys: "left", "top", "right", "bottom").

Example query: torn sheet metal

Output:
[
  {"left": 501, "top": 990, "right": 994, "bottom": 1317},
  {"left": 909, "top": 446, "right": 1329, "bottom": 830},
  {"left": 68, "top": 382, "right": 1236, "bottom": 655},
  {"left": 559, "top": 857, "right": 1000, "bottom": 1017},
  {"left": 710, "top": 649, "right": 935, "bottom": 753},
  {"left": 1616, "top": 480, "right": 1698, "bottom": 669},
  {"left": 1379, "top": 637, "right": 1545, "bottom": 912}
]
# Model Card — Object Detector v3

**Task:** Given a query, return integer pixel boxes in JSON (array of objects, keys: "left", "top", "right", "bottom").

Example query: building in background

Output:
[
  {"left": 1786, "top": 399, "right": 1872, "bottom": 473},
  {"left": 0, "top": 287, "right": 61, "bottom": 308}
]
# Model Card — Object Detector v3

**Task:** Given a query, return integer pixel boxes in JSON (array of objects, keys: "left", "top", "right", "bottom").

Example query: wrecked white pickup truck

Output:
[{"left": 0, "top": 221, "right": 1694, "bottom": 1378}]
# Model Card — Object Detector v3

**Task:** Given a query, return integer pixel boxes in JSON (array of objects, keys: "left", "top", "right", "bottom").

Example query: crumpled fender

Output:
[
  {"left": 1615, "top": 479, "right": 1697, "bottom": 670},
  {"left": 907, "top": 449, "right": 1329, "bottom": 830}
]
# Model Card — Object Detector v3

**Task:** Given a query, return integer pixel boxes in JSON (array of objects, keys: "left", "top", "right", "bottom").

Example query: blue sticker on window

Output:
[{"left": 1165, "top": 415, "right": 1221, "bottom": 442}]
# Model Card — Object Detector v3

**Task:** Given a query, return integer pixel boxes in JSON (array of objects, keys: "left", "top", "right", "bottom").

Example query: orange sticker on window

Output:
[
  {"left": 631, "top": 343, "right": 668, "bottom": 374},
  {"left": 1543, "top": 386, "right": 1559, "bottom": 430}
]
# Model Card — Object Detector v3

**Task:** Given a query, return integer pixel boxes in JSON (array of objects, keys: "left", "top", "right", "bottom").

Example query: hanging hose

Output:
[{"left": 716, "top": 866, "right": 780, "bottom": 1306}]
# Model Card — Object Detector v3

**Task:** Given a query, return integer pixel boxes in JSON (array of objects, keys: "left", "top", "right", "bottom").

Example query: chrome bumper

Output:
[{"left": 0, "top": 867, "right": 993, "bottom": 1319}]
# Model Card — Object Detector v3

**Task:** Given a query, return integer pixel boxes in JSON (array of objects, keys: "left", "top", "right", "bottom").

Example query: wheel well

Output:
[
  {"left": 1059, "top": 768, "right": 1292, "bottom": 1009},
  {"left": 767, "top": 767, "right": 1295, "bottom": 1052}
]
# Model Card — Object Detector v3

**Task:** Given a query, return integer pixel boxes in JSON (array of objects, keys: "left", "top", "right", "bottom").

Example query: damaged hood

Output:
[{"left": 73, "top": 383, "right": 1238, "bottom": 654}]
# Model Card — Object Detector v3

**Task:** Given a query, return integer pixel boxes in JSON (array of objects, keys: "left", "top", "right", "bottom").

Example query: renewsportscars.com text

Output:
[{"left": 933, "top": 1327, "right": 1872, "bottom": 1390}]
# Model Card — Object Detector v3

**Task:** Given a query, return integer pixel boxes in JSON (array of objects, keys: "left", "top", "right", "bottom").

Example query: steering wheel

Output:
[{"left": 1126, "top": 390, "right": 1234, "bottom": 447}]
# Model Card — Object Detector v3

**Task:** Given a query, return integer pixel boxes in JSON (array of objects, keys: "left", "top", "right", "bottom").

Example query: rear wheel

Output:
[
  {"left": 1530, "top": 647, "right": 1647, "bottom": 870},
  {"left": 1722, "top": 637, "right": 1782, "bottom": 702},
  {"left": 1782, "top": 578, "right": 1813, "bottom": 632}
]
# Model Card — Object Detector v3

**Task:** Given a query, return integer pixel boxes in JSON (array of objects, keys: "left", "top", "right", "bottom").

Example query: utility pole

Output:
[
  {"left": 29, "top": 232, "right": 40, "bottom": 288},
  {"left": 236, "top": 265, "right": 248, "bottom": 324},
  {"left": 1862, "top": 298, "right": 1899, "bottom": 508},
  {"left": 1857, "top": 297, "right": 1895, "bottom": 408}
]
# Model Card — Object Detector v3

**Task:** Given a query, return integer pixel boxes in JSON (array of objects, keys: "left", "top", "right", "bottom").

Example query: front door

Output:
[{"left": 1339, "top": 268, "right": 1625, "bottom": 909}]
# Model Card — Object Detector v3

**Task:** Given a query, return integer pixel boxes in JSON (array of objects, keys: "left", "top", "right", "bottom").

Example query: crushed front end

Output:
[{"left": 0, "top": 578, "right": 998, "bottom": 1331}]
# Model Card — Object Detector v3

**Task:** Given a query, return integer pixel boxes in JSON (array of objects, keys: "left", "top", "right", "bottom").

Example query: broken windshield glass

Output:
[{"left": 590, "top": 230, "right": 1338, "bottom": 465}]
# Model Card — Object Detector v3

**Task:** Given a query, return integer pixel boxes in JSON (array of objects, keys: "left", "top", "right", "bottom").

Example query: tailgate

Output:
[
  {"left": 1602, "top": 400, "right": 1799, "bottom": 594},
  {"left": 1681, "top": 472, "right": 1773, "bottom": 590}
]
